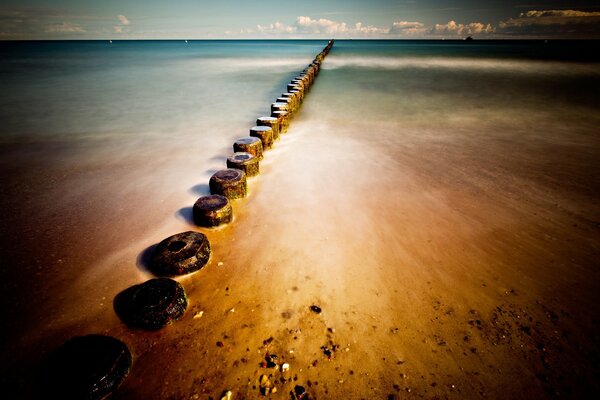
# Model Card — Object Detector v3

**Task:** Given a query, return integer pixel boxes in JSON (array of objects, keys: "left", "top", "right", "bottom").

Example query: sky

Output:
[{"left": 1, "top": 0, "right": 599, "bottom": 39}]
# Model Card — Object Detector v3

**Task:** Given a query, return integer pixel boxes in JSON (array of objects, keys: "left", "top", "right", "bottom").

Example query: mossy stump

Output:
[
  {"left": 193, "top": 195, "right": 232, "bottom": 227},
  {"left": 227, "top": 152, "right": 259, "bottom": 177},
  {"left": 271, "top": 110, "right": 290, "bottom": 133},
  {"left": 115, "top": 278, "right": 188, "bottom": 330},
  {"left": 43, "top": 335, "right": 132, "bottom": 400},
  {"left": 256, "top": 116, "right": 281, "bottom": 140},
  {"left": 277, "top": 97, "right": 295, "bottom": 113},
  {"left": 151, "top": 231, "right": 211, "bottom": 275},
  {"left": 281, "top": 92, "right": 299, "bottom": 110},
  {"left": 251, "top": 124, "right": 276, "bottom": 146},
  {"left": 271, "top": 102, "right": 289, "bottom": 113},
  {"left": 210, "top": 168, "right": 247, "bottom": 199},
  {"left": 289, "top": 89, "right": 302, "bottom": 103},
  {"left": 288, "top": 83, "right": 303, "bottom": 93},
  {"left": 234, "top": 136, "right": 263, "bottom": 160}
]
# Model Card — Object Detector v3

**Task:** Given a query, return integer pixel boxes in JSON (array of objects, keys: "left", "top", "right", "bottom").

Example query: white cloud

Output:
[
  {"left": 295, "top": 16, "right": 348, "bottom": 34},
  {"left": 256, "top": 21, "right": 296, "bottom": 34},
  {"left": 256, "top": 16, "right": 399, "bottom": 37},
  {"left": 117, "top": 14, "right": 130, "bottom": 26},
  {"left": 44, "top": 22, "right": 85, "bottom": 33},
  {"left": 254, "top": 16, "right": 490, "bottom": 38},
  {"left": 389, "top": 21, "right": 427, "bottom": 36},
  {"left": 113, "top": 14, "right": 131, "bottom": 33},
  {"left": 354, "top": 21, "right": 388, "bottom": 35},
  {"left": 247, "top": 9, "right": 599, "bottom": 40},
  {"left": 430, "top": 20, "right": 494, "bottom": 37}
]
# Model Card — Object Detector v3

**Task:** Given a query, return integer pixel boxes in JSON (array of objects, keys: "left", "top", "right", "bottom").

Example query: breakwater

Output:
[{"left": 42, "top": 39, "right": 334, "bottom": 399}]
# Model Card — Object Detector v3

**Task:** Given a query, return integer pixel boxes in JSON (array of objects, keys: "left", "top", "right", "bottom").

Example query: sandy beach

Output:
[{"left": 1, "top": 42, "right": 600, "bottom": 399}]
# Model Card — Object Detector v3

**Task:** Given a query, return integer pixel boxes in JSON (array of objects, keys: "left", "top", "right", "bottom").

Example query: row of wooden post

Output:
[{"left": 44, "top": 40, "right": 335, "bottom": 400}]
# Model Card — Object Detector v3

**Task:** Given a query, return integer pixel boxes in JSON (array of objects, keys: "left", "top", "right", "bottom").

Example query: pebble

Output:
[
  {"left": 193, "top": 311, "right": 204, "bottom": 319},
  {"left": 310, "top": 305, "right": 322, "bottom": 314},
  {"left": 220, "top": 390, "right": 232, "bottom": 400},
  {"left": 282, "top": 363, "right": 290, "bottom": 372}
]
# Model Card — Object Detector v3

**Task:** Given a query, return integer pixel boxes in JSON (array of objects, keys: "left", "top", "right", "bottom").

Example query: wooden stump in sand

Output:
[
  {"left": 151, "top": 231, "right": 211, "bottom": 275},
  {"left": 209, "top": 168, "right": 247, "bottom": 199},
  {"left": 193, "top": 194, "right": 232, "bottom": 227},
  {"left": 251, "top": 124, "right": 275, "bottom": 146},
  {"left": 114, "top": 278, "right": 188, "bottom": 330},
  {"left": 256, "top": 116, "right": 281, "bottom": 140},
  {"left": 271, "top": 102, "right": 289, "bottom": 114},
  {"left": 227, "top": 152, "right": 259, "bottom": 177},
  {"left": 271, "top": 110, "right": 290, "bottom": 133},
  {"left": 234, "top": 136, "right": 263, "bottom": 160},
  {"left": 44, "top": 335, "right": 132, "bottom": 399}
]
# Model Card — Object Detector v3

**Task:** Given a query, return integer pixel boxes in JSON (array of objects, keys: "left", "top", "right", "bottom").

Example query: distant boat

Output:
[
  {"left": 109, "top": 40, "right": 112, "bottom": 44},
  {"left": 185, "top": 40, "right": 188, "bottom": 43}
]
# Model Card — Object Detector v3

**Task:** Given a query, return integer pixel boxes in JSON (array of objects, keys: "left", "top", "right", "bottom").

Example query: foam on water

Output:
[{"left": 323, "top": 55, "right": 600, "bottom": 75}]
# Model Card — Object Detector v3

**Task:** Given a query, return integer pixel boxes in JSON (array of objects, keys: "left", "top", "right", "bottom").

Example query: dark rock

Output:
[{"left": 310, "top": 305, "right": 321, "bottom": 314}]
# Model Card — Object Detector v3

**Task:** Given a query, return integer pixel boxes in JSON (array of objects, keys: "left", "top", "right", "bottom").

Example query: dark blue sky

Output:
[{"left": 1, "top": 0, "right": 599, "bottom": 39}]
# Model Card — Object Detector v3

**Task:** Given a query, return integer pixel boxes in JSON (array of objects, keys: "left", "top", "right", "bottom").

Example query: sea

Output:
[
  {"left": 0, "top": 40, "right": 599, "bottom": 398},
  {"left": 1, "top": 40, "right": 598, "bottom": 142}
]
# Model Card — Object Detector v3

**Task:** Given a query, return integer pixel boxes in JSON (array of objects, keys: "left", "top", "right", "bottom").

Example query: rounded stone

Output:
[
  {"left": 234, "top": 136, "right": 263, "bottom": 160},
  {"left": 44, "top": 334, "right": 132, "bottom": 399},
  {"left": 193, "top": 195, "right": 232, "bottom": 227},
  {"left": 151, "top": 231, "right": 211, "bottom": 275},
  {"left": 251, "top": 124, "right": 275, "bottom": 146},
  {"left": 227, "top": 152, "right": 259, "bottom": 177},
  {"left": 210, "top": 168, "right": 247, "bottom": 199},
  {"left": 115, "top": 278, "right": 188, "bottom": 330}
]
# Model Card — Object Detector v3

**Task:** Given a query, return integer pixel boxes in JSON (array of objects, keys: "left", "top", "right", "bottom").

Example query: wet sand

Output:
[{"left": 2, "top": 78, "right": 600, "bottom": 399}]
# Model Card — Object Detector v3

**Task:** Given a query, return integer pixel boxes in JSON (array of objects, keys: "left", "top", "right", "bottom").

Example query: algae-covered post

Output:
[
  {"left": 193, "top": 194, "right": 233, "bottom": 227},
  {"left": 250, "top": 124, "right": 280, "bottom": 149},
  {"left": 271, "top": 110, "right": 289, "bottom": 133},
  {"left": 151, "top": 231, "right": 211, "bottom": 276},
  {"left": 234, "top": 136, "right": 263, "bottom": 160},
  {"left": 209, "top": 168, "right": 248, "bottom": 199},
  {"left": 227, "top": 152, "right": 260, "bottom": 177},
  {"left": 115, "top": 278, "right": 188, "bottom": 330},
  {"left": 44, "top": 335, "right": 132, "bottom": 399}
]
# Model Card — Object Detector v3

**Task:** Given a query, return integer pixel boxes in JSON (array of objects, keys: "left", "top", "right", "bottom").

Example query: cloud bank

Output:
[
  {"left": 0, "top": 7, "right": 598, "bottom": 39},
  {"left": 252, "top": 10, "right": 599, "bottom": 39}
]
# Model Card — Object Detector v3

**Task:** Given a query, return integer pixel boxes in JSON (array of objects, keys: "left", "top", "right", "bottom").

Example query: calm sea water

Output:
[{"left": 0, "top": 40, "right": 598, "bottom": 143}]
